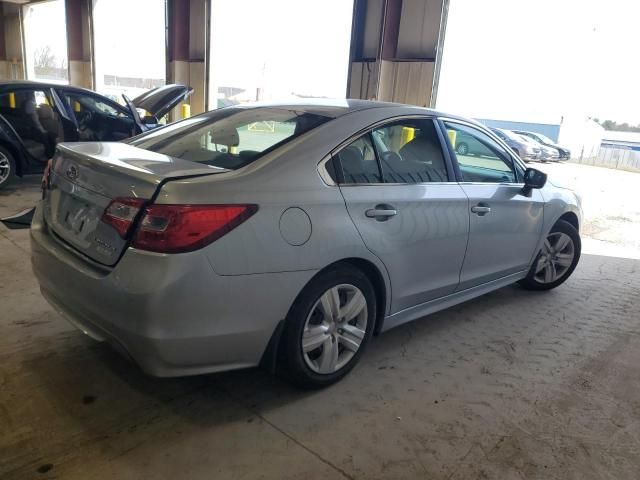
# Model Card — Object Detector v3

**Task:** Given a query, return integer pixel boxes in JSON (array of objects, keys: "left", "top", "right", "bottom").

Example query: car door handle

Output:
[
  {"left": 365, "top": 204, "right": 397, "bottom": 221},
  {"left": 471, "top": 204, "right": 491, "bottom": 215}
]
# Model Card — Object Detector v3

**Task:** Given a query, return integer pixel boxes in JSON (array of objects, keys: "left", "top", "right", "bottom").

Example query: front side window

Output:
[
  {"left": 132, "top": 108, "right": 330, "bottom": 170},
  {"left": 372, "top": 119, "right": 448, "bottom": 183},
  {"left": 65, "top": 92, "right": 133, "bottom": 141},
  {"left": 65, "top": 93, "right": 126, "bottom": 118},
  {"left": 444, "top": 122, "right": 517, "bottom": 183}
]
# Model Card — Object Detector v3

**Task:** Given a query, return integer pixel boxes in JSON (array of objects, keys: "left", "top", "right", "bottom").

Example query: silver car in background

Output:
[
  {"left": 515, "top": 130, "right": 569, "bottom": 161},
  {"left": 490, "top": 127, "right": 540, "bottom": 161},
  {"left": 31, "top": 100, "right": 583, "bottom": 387}
]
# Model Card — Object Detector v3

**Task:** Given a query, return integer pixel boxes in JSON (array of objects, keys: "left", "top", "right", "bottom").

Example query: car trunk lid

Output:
[{"left": 43, "top": 142, "right": 225, "bottom": 266}]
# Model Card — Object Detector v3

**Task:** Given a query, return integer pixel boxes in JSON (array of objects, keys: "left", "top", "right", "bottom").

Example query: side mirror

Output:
[{"left": 523, "top": 167, "right": 547, "bottom": 193}]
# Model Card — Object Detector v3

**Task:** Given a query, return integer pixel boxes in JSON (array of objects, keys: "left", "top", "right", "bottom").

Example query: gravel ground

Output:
[{"left": 1, "top": 165, "right": 639, "bottom": 480}]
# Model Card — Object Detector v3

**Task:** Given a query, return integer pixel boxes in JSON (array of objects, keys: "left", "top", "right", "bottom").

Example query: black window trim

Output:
[
  {"left": 320, "top": 115, "right": 456, "bottom": 187},
  {"left": 437, "top": 117, "right": 525, "bottom": 184}
]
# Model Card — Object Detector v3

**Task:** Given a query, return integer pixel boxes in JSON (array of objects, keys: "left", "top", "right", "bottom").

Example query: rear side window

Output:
[
  {"left": 132, "top": 108, "right": 330, "bottom": 170},
  {"left": 334, "top": 134, "right": 382, "bottom": 184},
  {"left": 372, "top": 119, "right": 448, "bottom": 183}
]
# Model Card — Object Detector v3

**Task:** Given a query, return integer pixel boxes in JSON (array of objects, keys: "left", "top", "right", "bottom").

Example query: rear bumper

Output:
[{"left": 30, "top": 203, "right": 315, "bottom": 377}]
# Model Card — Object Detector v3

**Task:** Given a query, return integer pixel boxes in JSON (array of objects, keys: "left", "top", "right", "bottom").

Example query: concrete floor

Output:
[{"left": 1, "top": 164, "right": 639, "bottom": 480}]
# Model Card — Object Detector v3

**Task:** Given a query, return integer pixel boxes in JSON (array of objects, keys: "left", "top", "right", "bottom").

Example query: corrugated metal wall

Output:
[{"left": 594, "top": 144, "right": 640, "bottom": 172}]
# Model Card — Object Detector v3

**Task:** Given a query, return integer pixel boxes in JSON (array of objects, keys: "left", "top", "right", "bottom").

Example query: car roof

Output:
[
  {"left": 0, "top": 80, "right": 97, "bottom": 96},
  {"left": 230, "top": 98, "right": 470, "bottom": 121}
]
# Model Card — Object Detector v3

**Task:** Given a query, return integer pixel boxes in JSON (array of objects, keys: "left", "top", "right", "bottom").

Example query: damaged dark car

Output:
[{"left": 0, "top": 81, "right": 192, "bottom": 189}]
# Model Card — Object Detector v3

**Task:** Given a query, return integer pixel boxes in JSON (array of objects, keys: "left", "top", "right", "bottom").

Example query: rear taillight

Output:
[
  {"left": 102, "top": 197, "right": 147, "bottom": 238},
  {"left": 131, "top": 204, "right": 258, "bottom": 253}
]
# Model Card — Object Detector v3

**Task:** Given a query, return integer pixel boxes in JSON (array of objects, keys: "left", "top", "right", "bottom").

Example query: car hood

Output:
[{"left": 131, "top": 84, "right": 194, "bottom": 119}]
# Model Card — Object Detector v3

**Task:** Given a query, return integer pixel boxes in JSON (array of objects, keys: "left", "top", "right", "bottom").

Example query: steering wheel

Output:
[{"left": 78, "top": 110, "right": 93, "bottom": 128}]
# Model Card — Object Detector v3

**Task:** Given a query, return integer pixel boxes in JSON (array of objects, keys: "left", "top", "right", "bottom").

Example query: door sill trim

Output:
[{"left": 381, "top": 271, "right": 527, "bottom": 332}]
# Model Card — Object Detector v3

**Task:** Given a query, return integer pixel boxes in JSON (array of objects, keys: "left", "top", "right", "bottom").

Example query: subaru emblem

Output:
[{"left": 66, "top": 165, "right": 79, "bottom": 181}]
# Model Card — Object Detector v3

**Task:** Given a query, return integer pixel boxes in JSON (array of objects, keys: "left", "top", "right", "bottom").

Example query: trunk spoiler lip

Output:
[{"left": 54, "top": 142, "right": 228, "bottom": 181}]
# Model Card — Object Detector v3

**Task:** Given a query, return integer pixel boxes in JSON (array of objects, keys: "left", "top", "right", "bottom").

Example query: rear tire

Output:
[
  {"left": 519, "top": 220, "right": 581, "bottom": 291},
  {"left": 281, "top": 265, "right": 376, "bottom": 388},
  {"left": 0, "top": 146, "right": 16, "bottom": 189}
]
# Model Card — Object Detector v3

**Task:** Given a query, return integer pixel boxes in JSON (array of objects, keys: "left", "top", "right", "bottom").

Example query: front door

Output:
[
  {"left": 62, "top": 90, "right": 136, "bottom": 141},
  {"left": 335, "top": 118, "right": 470, "bottom": 314},
  {"left": 442, "top": 120, "right": 544, "bottom": 290}
]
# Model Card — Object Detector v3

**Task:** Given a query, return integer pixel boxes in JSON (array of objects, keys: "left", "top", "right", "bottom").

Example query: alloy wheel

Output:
[
  {"left": 534, "top": 232, "right": 575, "bottom": 284},
  {"left": 0, "top": 152, "right": 10, "bottom": 185},
  {"left": 456, "top": 143, "right": 469, "bottom": 155},
  {"left": 301, "top": 284, "right": 368, "bottom": 374}
]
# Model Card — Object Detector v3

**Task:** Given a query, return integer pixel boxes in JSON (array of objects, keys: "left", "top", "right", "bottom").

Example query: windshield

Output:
[
  {"left": 497, "top": 129, "right": 523, "bottom": 142},
  {"left": 517, "top": 134, "right": 538, "bottom": 145},
  {"left": 130, "top": 107, "right": 331, "bottom": 170},
  {"left": 534, "top": 133, "right": 555, "bottom": 144}
]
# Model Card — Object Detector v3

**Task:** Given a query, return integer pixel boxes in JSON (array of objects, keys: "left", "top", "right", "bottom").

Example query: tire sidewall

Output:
[
  {"left": 282, "top": 266, "right": 376, "bottom": 388},
  {"left": 522, "top": 220, "right": 581, "bottom": 290}
]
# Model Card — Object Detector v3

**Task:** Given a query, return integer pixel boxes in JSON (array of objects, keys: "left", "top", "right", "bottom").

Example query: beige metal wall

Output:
[
  {"left": 347, "top": 0, "right": 448, "bottom": 107},
  {"left": 0, "top": 2, "right": 25, "bottom": 80}
]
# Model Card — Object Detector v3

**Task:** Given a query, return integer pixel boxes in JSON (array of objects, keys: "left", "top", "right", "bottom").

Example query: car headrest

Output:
[
  {"left": 399, "top": 136, "right": 441, "bottom": 162},
  {"left": 210, "top": 125, "right": 239, "bottom": 147},
  {"left": 38, "top": 103, "right": 54, "bottom": 120},
  {"left": 339, "top": 145, "right": 364, "bottom": 173},
  {"left": 381, "top": 150, "right": 402, "bottom": 164}
]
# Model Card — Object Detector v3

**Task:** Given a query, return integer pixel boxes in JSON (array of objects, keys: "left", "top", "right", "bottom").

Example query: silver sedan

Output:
[{"left": 31, "top": 100, "right": 582, "bottom": 387}]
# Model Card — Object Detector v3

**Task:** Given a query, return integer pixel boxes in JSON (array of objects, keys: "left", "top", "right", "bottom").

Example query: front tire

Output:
[
  {"left": 281, "top": 265, "right": 376, "bottom": 388},
  {"left": 456, "top": 142, "right": 469, "bottom": 155},
  {"left": 519, "top": 220, "right": 581, "bottom": 290},
  {"left": 0, "top": 146, "right": 16, "bottom": 189}
]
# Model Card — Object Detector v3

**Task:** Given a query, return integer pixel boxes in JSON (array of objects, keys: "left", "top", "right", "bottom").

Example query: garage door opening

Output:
[
  {"left": 22, "top": 0, "right": 69, "bottom": 84},
  {"left": 208, "top": 0, "right": 354, "bottom": 108},
  {"left": 92, "top": 0, "right": 166, "bottom": 101}
]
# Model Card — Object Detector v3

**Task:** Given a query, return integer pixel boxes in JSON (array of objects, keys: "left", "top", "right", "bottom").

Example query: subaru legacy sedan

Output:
[{"left": 31, "top": 100, "right": 582, "bottom": 388}]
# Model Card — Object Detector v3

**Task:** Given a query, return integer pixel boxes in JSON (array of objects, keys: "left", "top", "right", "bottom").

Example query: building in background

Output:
[{"left": 597, "top": 131, "right": 640, "bottom": 172}]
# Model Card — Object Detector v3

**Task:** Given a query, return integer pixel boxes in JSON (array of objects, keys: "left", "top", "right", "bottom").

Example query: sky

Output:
[{"left": 437, "top": 0, "right": 640, "bottom": 125}]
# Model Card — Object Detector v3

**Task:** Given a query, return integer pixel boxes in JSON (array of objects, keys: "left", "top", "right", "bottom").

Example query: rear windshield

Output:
[{"left": 129, "top": 107, "right": 330, "bottom": 170}]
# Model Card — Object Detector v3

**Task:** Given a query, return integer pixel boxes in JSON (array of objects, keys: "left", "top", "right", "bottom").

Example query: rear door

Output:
[
  {"left": 441, "top": 120, "right": 544, "bottom": 289},
  {"left": 0, "top": 87, "right": 74, "bottom": 165},
  {"left": 335, "top": 117, "right": 470, "bottom": 314}
]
